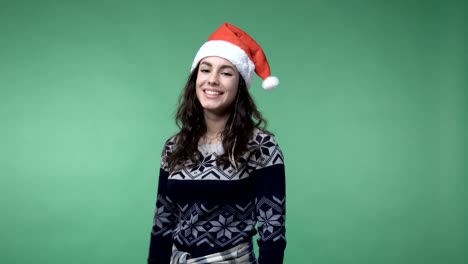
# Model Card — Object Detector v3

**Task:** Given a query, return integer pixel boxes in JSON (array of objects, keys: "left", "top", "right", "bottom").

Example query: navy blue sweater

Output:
[{"left": 148, "top": 129, "right": 286, "bottom": 263}]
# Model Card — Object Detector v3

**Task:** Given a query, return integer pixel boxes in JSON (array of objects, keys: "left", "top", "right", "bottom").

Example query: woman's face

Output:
[{"left": 195, "top": 56, "right": 240, "bottom": 116}]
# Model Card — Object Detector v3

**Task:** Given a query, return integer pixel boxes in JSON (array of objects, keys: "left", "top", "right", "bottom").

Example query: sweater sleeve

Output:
[
  {"left": 250, "top": 133, "right": 287, "bottom": 264},
  {"left": 147, "top": 140, "right": 178, "bottom": 264}
]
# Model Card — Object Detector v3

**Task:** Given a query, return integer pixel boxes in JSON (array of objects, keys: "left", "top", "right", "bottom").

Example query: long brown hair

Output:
[{"left": 167, "top": 65, "right": 270, "bottom": 171}]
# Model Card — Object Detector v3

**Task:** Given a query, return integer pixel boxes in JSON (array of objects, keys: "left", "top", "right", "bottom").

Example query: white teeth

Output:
[{"left": 205, "top": 90, "right": 221, "bottom": 95}]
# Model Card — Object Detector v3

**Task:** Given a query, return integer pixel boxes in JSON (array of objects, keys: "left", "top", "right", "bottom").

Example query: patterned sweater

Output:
[{"left": 147, "top": 129, "right": 286, "bottom": 264}]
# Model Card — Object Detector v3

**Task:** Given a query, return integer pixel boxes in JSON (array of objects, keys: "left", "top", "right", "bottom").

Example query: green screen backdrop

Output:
[{"left": 1, "top": 0, "right": 467, "bottom": 263}]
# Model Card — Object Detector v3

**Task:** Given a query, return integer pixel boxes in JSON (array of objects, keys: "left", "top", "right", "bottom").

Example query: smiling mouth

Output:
[{"left": 203, "top": 89, "right": 224, "bottom": 95}]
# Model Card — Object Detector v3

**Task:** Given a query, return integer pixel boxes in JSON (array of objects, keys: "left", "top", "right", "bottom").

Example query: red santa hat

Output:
[{"left": 191, "top": 22, "right": 279, "bottom": 90}]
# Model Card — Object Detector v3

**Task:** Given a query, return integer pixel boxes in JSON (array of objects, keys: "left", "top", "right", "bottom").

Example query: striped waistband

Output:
[{"left": 170, "top": 241, "right": 256, "bottom": 264}]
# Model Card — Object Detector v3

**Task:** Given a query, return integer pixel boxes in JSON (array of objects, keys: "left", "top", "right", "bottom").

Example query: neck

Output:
[{"left": 203, "top": 110, "right": 230, "bottom": 141}]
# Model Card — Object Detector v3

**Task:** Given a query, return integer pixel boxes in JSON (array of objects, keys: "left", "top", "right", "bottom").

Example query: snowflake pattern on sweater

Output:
[{"left": 148, "top": 129, "right": 286, "bottom": 264}]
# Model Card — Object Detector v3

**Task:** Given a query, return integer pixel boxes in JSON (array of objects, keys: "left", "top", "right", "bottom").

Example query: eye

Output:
[
  {"left": 199, "top": 68, "right": 210, "bottom": 73},
  {"left": 222, "top": 72, "right": 233, "bottom": 76}
]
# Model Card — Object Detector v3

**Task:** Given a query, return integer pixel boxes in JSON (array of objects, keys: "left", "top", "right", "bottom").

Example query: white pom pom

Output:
[{"left": 262, "top": 76, "right": 279, "bottom": 90}]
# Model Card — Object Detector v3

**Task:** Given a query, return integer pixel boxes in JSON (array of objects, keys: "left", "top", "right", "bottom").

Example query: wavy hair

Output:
[{"left": 167, "top": 65, "right": 270, "bottom": 171}]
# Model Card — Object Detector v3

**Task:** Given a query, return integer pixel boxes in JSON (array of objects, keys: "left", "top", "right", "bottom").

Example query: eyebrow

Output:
[{"left": 200, "top": 61, "right": 235, "bottom": 71}]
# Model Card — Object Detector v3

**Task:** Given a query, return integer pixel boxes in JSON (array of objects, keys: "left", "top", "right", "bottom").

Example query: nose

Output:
[{"left": 207, "top": 72, "right": 219, "bottom": 85}]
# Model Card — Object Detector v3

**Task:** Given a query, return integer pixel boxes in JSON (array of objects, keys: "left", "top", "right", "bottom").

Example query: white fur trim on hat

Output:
[
  {"left": 262, "top": 76, "right": 279, "bottom": 90},
  {"left": 191, "top": 40, "right": 256, "bottom": 88}
]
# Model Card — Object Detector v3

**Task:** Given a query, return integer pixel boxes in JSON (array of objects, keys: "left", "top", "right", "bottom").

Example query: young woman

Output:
[{"left": 148, "top": 22, "right": 286, "bottom": 264}]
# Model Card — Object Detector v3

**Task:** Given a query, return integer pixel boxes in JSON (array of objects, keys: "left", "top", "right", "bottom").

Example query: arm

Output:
[
  {"left": 148, "top": 140, "right": 178, "bottom": 264},
  {"left": 251, "top": 134, "right": 287, "bottom": 264}
]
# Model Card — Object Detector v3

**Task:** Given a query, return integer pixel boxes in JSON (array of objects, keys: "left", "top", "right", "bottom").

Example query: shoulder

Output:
[
  {"left": 160, "top": 135, "right": 176, "bottom": 163},
  {"left": 247, "top": 128, "right": 284, "bottom": 167},
  {"left": 159, "top": 135, "right": 178, "bottom": 172},
  {"left": 161, "top": 135, "right": 177, "bottom": 157},
  {"left": 249, "top": 128, "right": 281, "bottom": 149}
]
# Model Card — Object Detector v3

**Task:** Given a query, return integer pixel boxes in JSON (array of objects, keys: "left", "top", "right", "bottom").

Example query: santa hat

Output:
[{"left": 191, "top": 22, "right": 279, "bottom": 90}]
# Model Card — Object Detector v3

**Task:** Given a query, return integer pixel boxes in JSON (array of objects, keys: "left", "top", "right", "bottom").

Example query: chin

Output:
[{"left": 202, "top": 106, "right": 230, "bottom": 116}]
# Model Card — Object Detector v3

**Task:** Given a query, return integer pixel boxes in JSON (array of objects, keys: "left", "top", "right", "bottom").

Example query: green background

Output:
[{"left": 1, "top": 0, "right": 467, "bottom": 263}]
